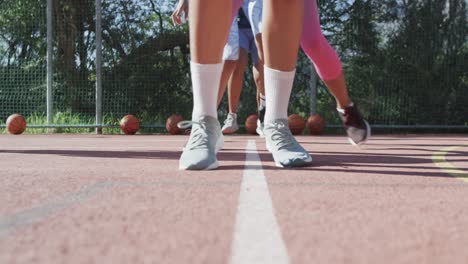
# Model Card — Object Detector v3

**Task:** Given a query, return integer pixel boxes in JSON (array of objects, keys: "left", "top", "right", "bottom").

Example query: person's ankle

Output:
[{"left": 337, "top": 100, "right": 353, "bottom": 111}]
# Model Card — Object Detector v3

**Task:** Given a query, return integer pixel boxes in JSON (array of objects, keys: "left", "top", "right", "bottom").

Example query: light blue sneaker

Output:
[
  {"left": 222, "top": 112, "right": 239, "bottom": 134},
  {"left": 263, "top": 119, "right": 312, "bottom": 168},
  {"left": 178, "top": 116, "right": 223, "bottom": 170}
]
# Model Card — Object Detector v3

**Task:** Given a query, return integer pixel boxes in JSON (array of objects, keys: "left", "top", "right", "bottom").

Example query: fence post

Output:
[
  {"left": 95, "top": 0, "right": 103, "bottom": 134},
  {"left": 309, "top": 64, "right": 318, "bottom": 115},
  {"left": 46, "top": 0, "right": 53, "bottom": 128}
]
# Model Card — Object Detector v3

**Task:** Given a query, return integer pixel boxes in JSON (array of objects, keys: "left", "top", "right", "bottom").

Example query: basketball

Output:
[
  {"left": 307, "top": 114, "right": 325, "bottom": 135},
  {"left": 245, "top": 114, "right": 258, "bottom": 134},
  {"left": 6, "top": 114, "right": 26, "bottom": 135},
  {"left": 120, "top": 114, "right": 140, "bottom": 135},
  {"left": 166, "top": 114, "right": 184, "bottom": 135},
  {"left": 288, "top": 114, "right": 305, "bottom": 135}
]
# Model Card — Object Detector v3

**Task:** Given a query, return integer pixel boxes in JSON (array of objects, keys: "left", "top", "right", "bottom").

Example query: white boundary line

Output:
[{"left": 230, "top": 140, "right": 290, "bottom": 264}]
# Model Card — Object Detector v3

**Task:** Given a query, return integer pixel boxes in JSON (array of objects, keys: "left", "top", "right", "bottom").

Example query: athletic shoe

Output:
[
  {"left": 337, "top": 104, "right": 371, "bottom": 145},
  {"left": 256, "top": 118, "right": 264, "bottom": 137},
  {"left": 178, "top": 116, "right": 223, "bottom": 170},
  {"left": 258, "top": 103, "right": 266, "bottom": 123},
  {"left": 222, "top": 112, "right": 239, "bottom": 134},
  {"left": 263, "top": 119, "right": 312, "bottom": 168},
  {"left": 256, "top": 104, "right": 266, "bottom": 137}
]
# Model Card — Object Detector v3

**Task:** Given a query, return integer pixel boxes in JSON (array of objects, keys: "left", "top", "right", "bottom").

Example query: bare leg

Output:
[
  {"left": 323, "top": 73, "right": 352, "bottom": 109},
  {"left": 253, "top": 62, "right": 264, "bottom": 107},
  {"left": 254, "top": 34, "right": 264, "bottom": 67},
  {"left": 253, "top": 33, "right": 265, "bottom": 108},
  {"left": 262, "top": 0, "right": 304, "bottom": 71},
  {"left": 189, "top": 0, "right": 232, "bottom": 63},
  {"left": 228, "top": 49, "right": 248, "bottom": 113},
  {"left": 217, "top": 60, "right": 238, "bottom": 106}
]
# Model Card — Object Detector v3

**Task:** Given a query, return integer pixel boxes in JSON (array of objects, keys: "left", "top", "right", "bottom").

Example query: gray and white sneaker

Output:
[
  {"left": 263, "top": 119, "right": 312, "bottom": 168},
  {"left": 178, "top": 116, "right": 223, "bottom": 170},
  {"left": 222, "top": 112, "right": 239, "bottom": 134},
  {"left": 256, "top": 119, "right": 264, "bottom": 137}
]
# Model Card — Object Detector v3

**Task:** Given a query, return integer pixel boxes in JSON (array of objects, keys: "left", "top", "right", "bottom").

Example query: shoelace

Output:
[
  {"left": 269, "top": 122, "right": 296, "bottom": 150},
  {"left": 178, "top": 120, "right": 209, "bottom": 150}
]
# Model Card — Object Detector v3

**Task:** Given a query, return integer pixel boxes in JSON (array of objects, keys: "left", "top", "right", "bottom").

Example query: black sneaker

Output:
[
  {"left": 337, "top": 104, "right": 371, "bottom": 145},
  {"left": 258, "top": 103, "right": 266, "bottom": 123},
  {"left": 256, "top": 104, "right": 266, "bottom": 137}
]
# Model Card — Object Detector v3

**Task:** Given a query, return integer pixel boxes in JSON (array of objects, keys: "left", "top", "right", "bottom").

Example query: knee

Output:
[{"left": 301, "top": 34, "right": 326, "bottom": 56}]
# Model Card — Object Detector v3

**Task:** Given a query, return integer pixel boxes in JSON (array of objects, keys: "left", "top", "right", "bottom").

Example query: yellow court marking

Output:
[{"left": 432, "top": 145, "right": 468, "bottom": 182}]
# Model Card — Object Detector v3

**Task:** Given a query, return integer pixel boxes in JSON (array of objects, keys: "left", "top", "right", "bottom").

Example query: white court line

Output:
[{"left": 230, "top": 140, "right": 290, "bottom": 264}]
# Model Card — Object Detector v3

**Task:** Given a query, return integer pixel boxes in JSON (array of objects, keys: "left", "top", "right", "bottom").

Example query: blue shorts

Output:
[
  {"left": 222, "top": 15, "right": 260, "bottom": 64},
  {"left": 242, "top": 0, "right": 262, "bottom": 36},
  {"left": 239, "top": 28, "right": 259, "bottom": 65},
  {"left": 223, "top": 17, "right": 240, "bottom": 61}
]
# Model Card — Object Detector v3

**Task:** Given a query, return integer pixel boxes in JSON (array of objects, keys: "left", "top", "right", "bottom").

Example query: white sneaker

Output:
[
  {"left": 263, "top": 119, "right": 312, "bottom": 168},
  {"left": 222, "top": 113, "right": 239, "bottom": 134},
  {"left": 178, "top": 116, "right": 224, "bottom": 170}
]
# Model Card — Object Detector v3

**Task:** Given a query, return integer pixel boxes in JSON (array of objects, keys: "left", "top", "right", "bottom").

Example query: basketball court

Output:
[
  {"left": 1, "top": 0, "right": 467, "bottom": 263},
  {"left": 1, "top": 133, "right": 467, "bottom": 263}
]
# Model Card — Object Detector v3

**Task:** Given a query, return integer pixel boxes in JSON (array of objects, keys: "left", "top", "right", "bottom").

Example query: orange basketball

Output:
[
  {"left": 6, "top": 114, "right": 26, "bottom": 135},
  {"left": 288, "top": 114, "right": 305, "bottom": 135},
  {"left": 120, "top": 114, "right": 140, "bottom": 135},
  {"left": 307, "top": 114, "right": 325, "bottom": 135},
  {"left": 166, "top": 114, "right": 184, "bottom": 135},
  {"left": 245, "top": 114, "right": 258, "bottom": 134}
]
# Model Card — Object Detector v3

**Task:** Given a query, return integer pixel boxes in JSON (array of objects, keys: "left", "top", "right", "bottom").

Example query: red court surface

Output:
[{"left": 0, "top": 134, "right": 467, "bottom": 263}]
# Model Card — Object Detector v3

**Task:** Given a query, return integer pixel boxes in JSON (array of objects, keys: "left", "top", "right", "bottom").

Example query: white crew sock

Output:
[
  {"left": 264, "top": 66, "right": 296, "bottom": 124},
  {"left": 190, "top": 61, "right": 224, "bottom": 121}
]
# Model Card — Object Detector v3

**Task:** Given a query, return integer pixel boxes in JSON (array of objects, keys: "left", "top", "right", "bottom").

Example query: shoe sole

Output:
[
  {"left": 222, "top": 127, "right": 239, "bottom": 134},
  {"left": 179, "top": 160, "right": 219, "bottom": 170},
  {"left": 348, "top": 120, "right": 371, "bottom": 146},
  {"left": 275, "top": 155, "right": 312, "bottom": 168},
  {"left": 179, "top": 133, "right": 224, "bottom": 170},
  {"left": 265, "top": 142, "right": 313, "bottom": 168}
]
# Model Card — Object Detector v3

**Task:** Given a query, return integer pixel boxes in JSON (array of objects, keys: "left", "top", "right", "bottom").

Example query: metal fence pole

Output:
[
  {"left": 46, "top": 0, "right": 53, "bottom": 128},
  {"left": 95, "top": 0, "right": 103, "bottom": 134},
  {"left": 309, "top": 64, "right": 318, "bottom": 115}
]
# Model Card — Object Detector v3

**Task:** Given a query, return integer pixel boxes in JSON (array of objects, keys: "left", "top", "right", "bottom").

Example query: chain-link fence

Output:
[
  {"left": 1, "top": 0, "right": 467, "bottom": 133},
  {"left": 0, "top": 0, "right": 47, "bottom": 124}
]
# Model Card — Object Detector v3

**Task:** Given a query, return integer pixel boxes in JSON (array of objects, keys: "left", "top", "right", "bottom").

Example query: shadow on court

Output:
[
  {"left": 0, "top": 149, "right": 181, "bottom": 160},
  {"left": 0, "top": 143, "right": 465, "bottom": 178}
]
